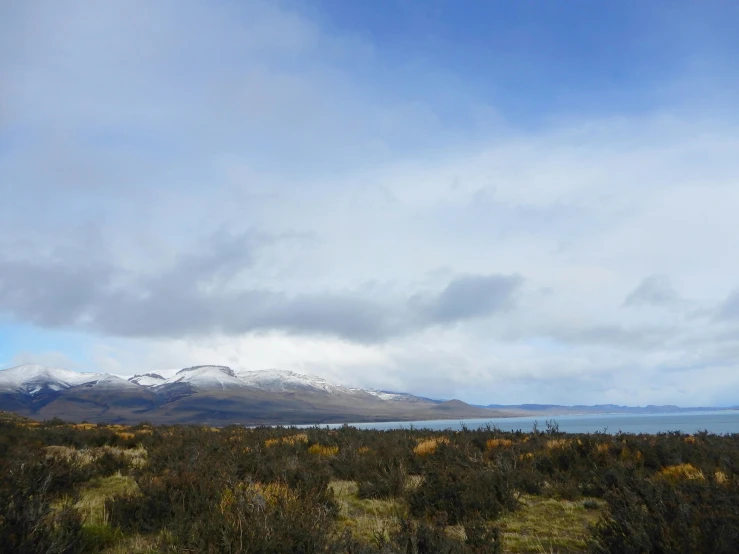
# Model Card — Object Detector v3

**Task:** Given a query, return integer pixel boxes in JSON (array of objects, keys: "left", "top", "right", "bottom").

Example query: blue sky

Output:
[
  {"left": 2, "top": 0, "right": 739, "bottom": 405},
  {"left": 302, "top": 0, "right": 739, "bottom": 121}
]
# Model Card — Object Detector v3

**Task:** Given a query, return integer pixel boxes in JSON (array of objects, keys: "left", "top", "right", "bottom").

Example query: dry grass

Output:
[
  {"left": 220, "top": 481, "right": 296, "bottom": 515},
  {"left": 487, "top": 438, "right": 514, "bottom": 450},
  {"left": 413, "top": 436, "right": 450, "bottom": 456},
  {"left": 659, "top": 463, "right": 705, "bottom": 482},
  {"left": 76, "top": 473, "right": 139, "bottom": 527},
  {"left": 100, "top": 533, "right": 160, "bottom": 554},
  {"left": 330, "top": 480, "right": 404, "bottom": 543},
  {"left": 264, "top": 433, "right": 309, "bottom": 448},
  {"left": 104, "top": 424, "right": 131, "bottom": 432},
  {"left": 545, "top": 439, "right": 570, "bottom": 450},
  {"left": 44, "top": 444, "right": 148, "bottom": 469},
  {"left": 308, "top": 444, "right": 339, "bottom": 457},
  {"left": 72, "top": 423, "right": 98, "bottom": 431},
  {"left": 715, "top": 470, "right": 729, "bottom": 484},
  {"left": 499, "top": 495, "right": 605, "bottom": 553},
  {"left": 405, "top": 474, "right": 424, "bottom": 490}
]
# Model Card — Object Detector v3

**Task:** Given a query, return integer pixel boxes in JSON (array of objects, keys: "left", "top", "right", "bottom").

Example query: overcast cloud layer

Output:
[{"left": 2, "top": 1, "right": 739, "bottom": 406}]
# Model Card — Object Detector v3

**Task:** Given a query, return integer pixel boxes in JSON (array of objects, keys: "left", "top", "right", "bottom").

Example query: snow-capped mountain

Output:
[
  {"left": 126, "top": 365, "right": 358, "bottom": 394},
  {"left": 128, "top": 372, "right": 168, "bottom": 387},
  {"left": 234, "top": 369, "right": 346, "bottom": 393},
  {"left": 154, "top": 365, "right": 246, "bottom": 391},
  {"left": 2, "top": 363, "right": 387, "bottom": 398},
  {"left": 0, "top": 364, "right": 104, "bottom": 395},
  {"left": 0, "top": 363, "right": 426, "bottom": 402},
  {"left": 0, "top": 363, "right": 498, "bottom": 425}
]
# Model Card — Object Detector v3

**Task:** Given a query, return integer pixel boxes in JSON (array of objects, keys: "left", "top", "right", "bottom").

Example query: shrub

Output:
[
  {"left": 309, "top": 444, "right": 340, "bottom": 457},
  {"left": 408, "top": 468, "right": 516, "bottom": 525},
  {"left": 414, "top": 437, "right": 450, "bottom": 456},
  {"left": 658, "top": 463, "right": 705, "bottom": 482},
  {"left": 0, "top": 457, "right": 85, "bottom": 554},
  {"left": 357, "top": 458, "right": 407, "bottom": 499}
]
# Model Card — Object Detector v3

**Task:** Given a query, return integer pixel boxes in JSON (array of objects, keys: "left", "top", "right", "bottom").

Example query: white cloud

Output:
[{"left": 2, "top": 1, "right": 739, "bottom": 406}]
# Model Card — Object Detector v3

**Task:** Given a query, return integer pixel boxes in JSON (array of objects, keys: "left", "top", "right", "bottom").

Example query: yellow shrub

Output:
[
  {"left": 283, "top": 433, "right": 308, "bottom": 445},
  {"left": 72, "top": 423, "right": 97, "bottom": 431},
  {"left": 116, "top": 432, "right": 136, "bottom": 441},
  {"left": 715, "top": 470, "right": 729, "bottom": 484},
  {"left": 105, "top": 424, "right": 130, "bottom": 432},
  {"left": 659, "top": 463, "right": 705, "bottom": 482},
  {"left": 264, "top": 433, "right": 309, "bottom": 448},
  {"left": 546, "top": 439, "right": 569, "bottom": 450},
  {"left": 518, "top": 452, "right": 534, "bottom": 461},
  {"left": 357, "top": 446, "right": 371, "bottom": 455},
  {"left": 308, "top": 444, "right": 339, "bottom": 457},
  {"left": 486, "top": 438, "right": 513, "bottom": 450},
  {"left": 413, "top": 437, "right": 450, "bottom": 456}
]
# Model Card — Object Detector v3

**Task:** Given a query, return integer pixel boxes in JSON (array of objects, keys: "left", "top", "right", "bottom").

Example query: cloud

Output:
[
  {"left": 0, "top": 231, "right": 522, "bottom": 342},
  {"left": 2, "top": 0, "right": 739, "bottom": 406},
  {"left": 10, "top": 351, "right": 82, "bottom": 370},
  {"left": 624, "top": 275, "right": 679, "bottom": 307},
  {"left": 717, "top": 289, "right": 739, "bottom": 320}
]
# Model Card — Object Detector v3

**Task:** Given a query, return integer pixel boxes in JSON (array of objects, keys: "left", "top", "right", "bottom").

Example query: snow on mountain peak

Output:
[
  {"left": 0, "top": 364, "right": 104, "bottom": 394},
  {"left": 234, "top": 368, "right": 342, "bottom": 393},
  {"left": 161, "top": 365, "right": 245, "bottom": 391},
  {"left": 0, "top": 364, "right": 409, "bottom": 404},
  {"left": 77, "top": 374, "right": 142, "bottom": 390}
]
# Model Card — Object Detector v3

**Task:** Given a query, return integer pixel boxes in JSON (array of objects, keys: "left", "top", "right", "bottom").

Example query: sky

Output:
[{"left": 2, "top": 0, "right": 739, "bottom": 406}]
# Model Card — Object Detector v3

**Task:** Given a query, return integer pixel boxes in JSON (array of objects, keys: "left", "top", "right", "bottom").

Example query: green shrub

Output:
[
  {"left": 408, "top": 468, "right": 516, "bottom": 525},
  {"left": 357, "top": 458, "right": 407, "bottom": 499}
]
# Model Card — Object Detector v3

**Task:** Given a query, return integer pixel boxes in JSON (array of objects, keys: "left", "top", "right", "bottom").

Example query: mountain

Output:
[
  {"left": 0, "top": 364, "right": 104, "bottom": 394},
  {"left": 0, "top": 364, "right": 511, "bottom": 425},
  {"left": 482, "top": 403, "right": 732, "bottom": 415}
]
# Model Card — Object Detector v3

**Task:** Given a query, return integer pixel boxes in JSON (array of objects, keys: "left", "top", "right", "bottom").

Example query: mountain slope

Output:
[
  {"left": 0, "top": 364, "right": 512, "bottom": 425},
  {"left": 0, "top": 364, "right": 104, "bottom": 394}
]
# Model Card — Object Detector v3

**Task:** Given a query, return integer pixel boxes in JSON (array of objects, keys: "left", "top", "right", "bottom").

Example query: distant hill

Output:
[
  {"left": 0, "top": 364, "right": 512, "bottom": 425},
  {"left": 482, "top": 403, "right": 735, "bottom": 415}
]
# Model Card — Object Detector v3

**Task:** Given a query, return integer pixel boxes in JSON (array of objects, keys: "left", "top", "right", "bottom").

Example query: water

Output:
[{"left": 307, "top": 410, "right": 739, "bottom": 435}]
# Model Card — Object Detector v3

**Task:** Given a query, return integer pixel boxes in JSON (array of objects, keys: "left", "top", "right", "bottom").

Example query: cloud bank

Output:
[{"left": 2, "top": 1, "right": 739, "bottom": 406}]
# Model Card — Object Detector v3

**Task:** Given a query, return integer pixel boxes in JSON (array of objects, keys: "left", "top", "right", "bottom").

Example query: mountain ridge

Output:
[
  {"left": 2, "top": 364, "right": 731, "bottom": 425},
  {"left": 0, "top": 364, "right": 508, "bottom": 425}
]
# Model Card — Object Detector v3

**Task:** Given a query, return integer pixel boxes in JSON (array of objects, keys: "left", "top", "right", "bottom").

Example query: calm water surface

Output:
[{"left": 310, "top": 411, "right": 739, "bottom": 435}]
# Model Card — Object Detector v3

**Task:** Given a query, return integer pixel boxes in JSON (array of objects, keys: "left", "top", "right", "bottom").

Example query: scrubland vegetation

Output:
[{"left": 2, "top": 411, "right": 739, "bottom": 553}]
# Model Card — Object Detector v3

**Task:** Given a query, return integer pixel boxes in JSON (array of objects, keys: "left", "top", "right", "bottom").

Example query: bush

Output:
[
  {"left": 358, "top": 458, "right": 407, "bottom": 499},
  {"left": 0, "top": 458, "right": 85, "bottom": 554},
  {"left": 589, "top": 476, "right": 739, "bottom": 554},
  {"left": 408, "top": 468, "right": 516, "bottom": 525}
]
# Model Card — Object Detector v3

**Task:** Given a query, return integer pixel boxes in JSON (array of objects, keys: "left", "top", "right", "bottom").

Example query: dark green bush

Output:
[
  {"left": 358, "top": 458, "right": 407, "bottom": 499},
  {"left": 0, "top": 457, "right": 85, "bottom": 554},
  {"left": 408, "top": 468, "right": 516, "bottom": 525}
]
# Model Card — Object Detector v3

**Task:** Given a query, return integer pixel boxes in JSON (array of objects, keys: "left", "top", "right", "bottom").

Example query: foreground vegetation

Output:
[{"left": 1, "top": 412, "right": 739, "bottom": 553}]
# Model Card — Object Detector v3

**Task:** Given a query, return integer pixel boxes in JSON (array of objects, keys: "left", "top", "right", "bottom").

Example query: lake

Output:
[{"left": 308, "top": 410, "right": 739, "bottom": 435}]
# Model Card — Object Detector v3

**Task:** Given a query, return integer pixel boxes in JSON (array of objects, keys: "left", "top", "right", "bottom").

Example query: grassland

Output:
[{"left": 1, "top": 413, "right": 738, "bottom": 553}]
